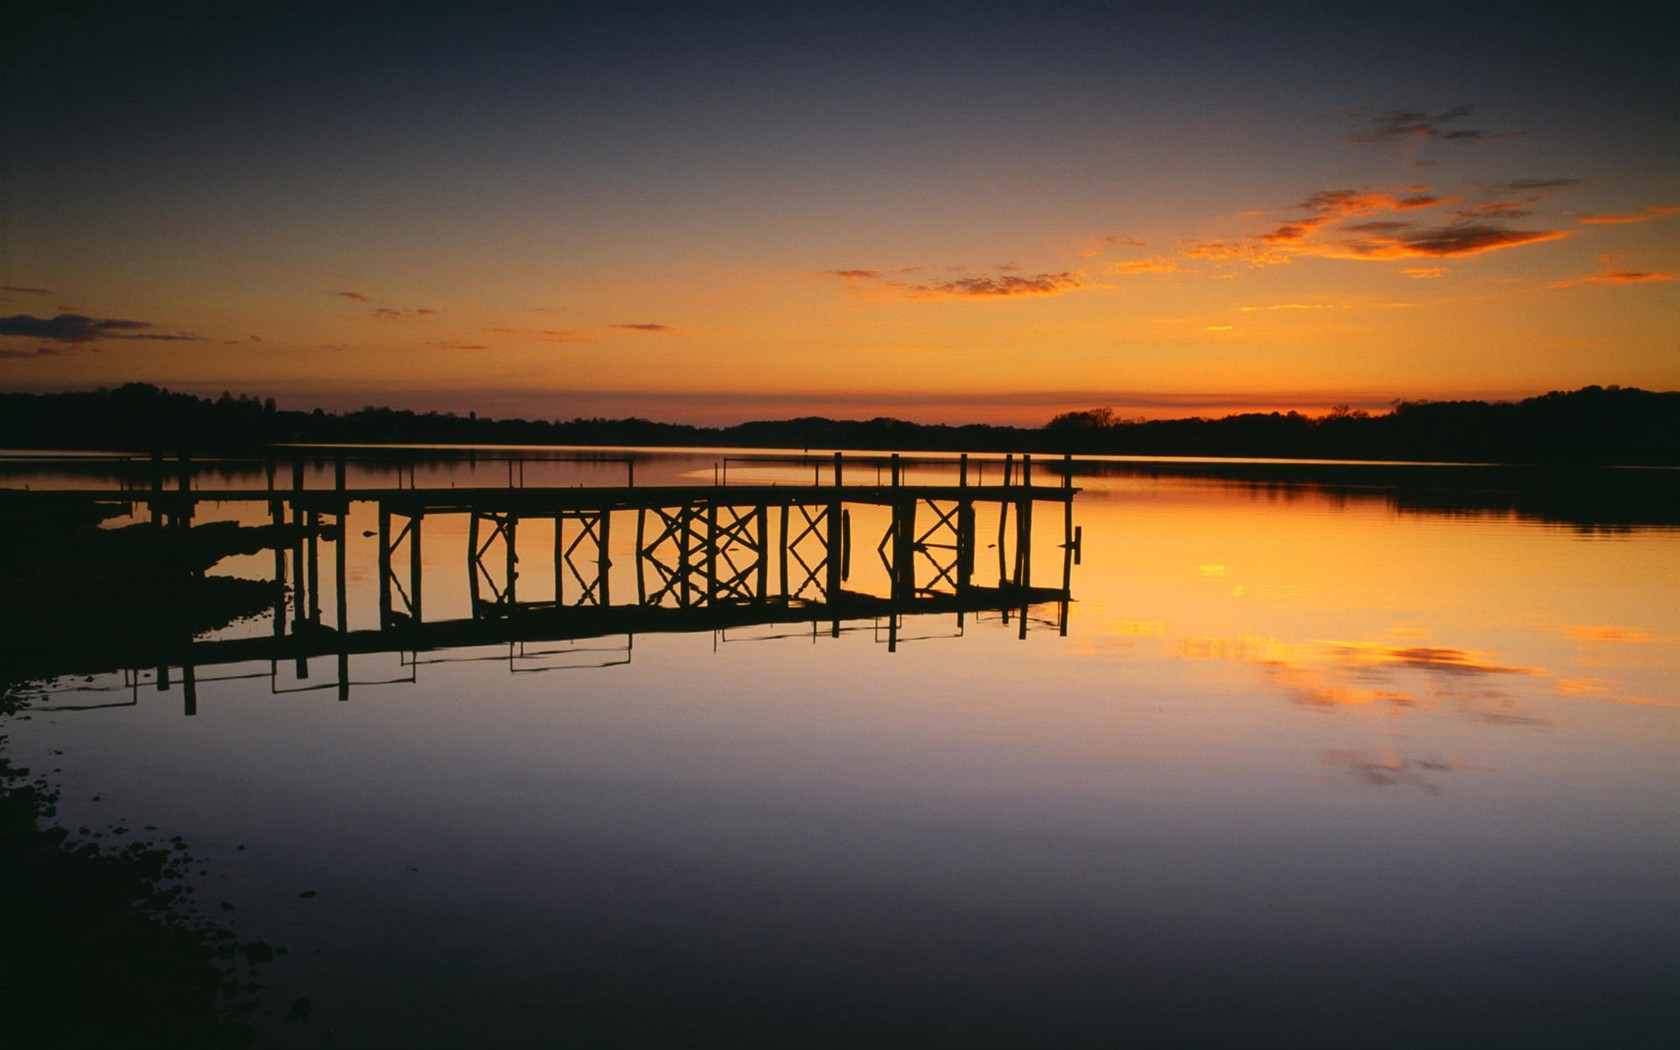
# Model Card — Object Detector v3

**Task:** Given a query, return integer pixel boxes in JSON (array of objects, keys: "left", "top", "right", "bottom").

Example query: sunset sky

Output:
[{"left": 3, "top": 1, "right": 1677, "bottom": 425}]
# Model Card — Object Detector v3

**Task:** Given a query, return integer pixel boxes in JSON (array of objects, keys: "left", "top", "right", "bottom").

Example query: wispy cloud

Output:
[
  {"left": 821, "top": 267, "right": 1087, "bottom": 299},
  {"left": 0, "top": 313, "right": 200, "bottom": 343},
  {"left": 1403, "top": 267, "right": 1448, "bottom": 279},
  {"left": 1326, "top": 223, "right": 1570, "bottom": 259},
  {"left": 1181, "top": 182, "right": 1570, "bottom": 267},
  {"left": 1109, "top": 257, "right": 1187, "bottom": 275},
  {"left": 1, "top": 286, "right": 51, "bottom": 295},
  {"left": 1301, "top": 188, "right": 1446, "bottom": 216},
  {"left": 1577, "top": 203, "right": 1680, "bottom": 225},
  {"left": 0, "top": 344, "right": 83, "bottom": 358},
  {"left": 1454, "top": 178, "right": 1583, "bottom": 221},
  {"left": 335, "top": 290, "right": 435, "bottom": 320},
  {"left": 912, "top": 272, "right": 1085, "bottom": 298},
  {"left": 1547, "top": 257, "right": 1677, "bottom": 288},
  {"left": 610, "top": 323, "right": 682, "bottom": 333},
  {"left": 426, "top": 341, "right": 489, "bottom": 350},
  {"left": 1346, "top": 104, "right": 1523, "bottom": 145}
]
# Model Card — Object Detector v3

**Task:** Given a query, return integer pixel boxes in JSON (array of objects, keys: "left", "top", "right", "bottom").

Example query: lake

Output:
[{"left": 2, "top": 448, "right": 1676, "bottom": 1048}]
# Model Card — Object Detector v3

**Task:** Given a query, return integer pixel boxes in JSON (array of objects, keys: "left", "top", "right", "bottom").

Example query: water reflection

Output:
[{"left": 3, "top": 449, "right": 1677, "bottom": 1048}]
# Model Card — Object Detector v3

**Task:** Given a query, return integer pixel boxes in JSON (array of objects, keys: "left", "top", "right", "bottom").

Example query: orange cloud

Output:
[
  {"left": 1547, "top": 267, "right": 1677, "bottom": 289},
  {"left": 1301, "top": 188, "right": 1446, "bottom": 217},
  {"left": 1178, "top": 185, "right": 1565, "bottom": 268},
  {"left": 1403, "top": 267, "right": 1448, "bottom": 278},
  {"left": 610, "top": 323, "right": 682, "bottom": 333},
  {"left": 1110, "top": 257, "right": 1187, "bottom": 275},
  {"left": 1578, "top": 204, "right": 1680, "bottom": 224}
]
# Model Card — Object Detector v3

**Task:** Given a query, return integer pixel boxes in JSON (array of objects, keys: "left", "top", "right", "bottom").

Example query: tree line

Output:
[{"left": 0, "top": 383, "right": 1674, "bottom": 464}]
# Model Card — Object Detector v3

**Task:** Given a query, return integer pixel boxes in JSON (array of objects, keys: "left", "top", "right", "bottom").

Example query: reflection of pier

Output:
[{"left": 18, "top": 451, "right": 1081, "bottom": 711}]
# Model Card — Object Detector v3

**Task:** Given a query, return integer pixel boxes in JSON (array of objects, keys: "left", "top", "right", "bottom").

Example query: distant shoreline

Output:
[{"left": 2, "top": 383, "right": 1676, "bottom": 467}]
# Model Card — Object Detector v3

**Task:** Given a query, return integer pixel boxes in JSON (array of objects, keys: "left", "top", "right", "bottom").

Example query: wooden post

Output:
[
  {"left": 468, "top": 511, "right": 482, "bottom": 612},
  {"left": 833, "top": 451, "right": 842, "bottom": 488},
  {"left": 825, "top": 502, "right": 842, "bottom": 598},
  {"left": 176, "top": 453, "right": 192, "bottom": 530},
  {"left": 336, "top": 513, "right": 350, "bottom": 700},
  {"left": 411, "top": 513, "right": 424, "bottom": 622},
  {"left": 561, "top": 510, "right": 574, "bottom": 601},
  {"left": 307, "top": 509, "right": 321, "bottom": 623},
  {"left": 677, "top": 506, "right": 693, "bottom": 608},
  {"left": 958, "top": 502, "right": 975, "bottom": 590},
  {"left": 336, "top": 511, "right": 349, "bottom": 632},
  {"left": 778, "top": 504, "right": 790, "bottom": 598},
  {"left": 842, "top": 509, "right": 851, "bottom": 582},
  {"left": 755, "top": 505, "right": 769, "bottom": 600},
  {"left": 997, "top": 455, "right": 1012, "bottom": 586},
  {"left": 378, "top": 503, "right": 392, "bottom": 628},
  {"left": 505, "top": 514, "right": 518, "bottom": 608},
  {"left": 635, "top": 507, "right": 647, "bottom": 604},
  {"left": 271, "top": 495, "right": 286, "bottom": 639},
  {"left": 183, "top": 663, "right": 197, "bottom": 717},
  {"left": 150, "top": 451, "right": 163, "bottom": 526},
  {"left": 705, "top": 503, "right": 718, "bottom": 605},
  {"left": 597, "top": 510, "right": 611, "bottom": 606}
]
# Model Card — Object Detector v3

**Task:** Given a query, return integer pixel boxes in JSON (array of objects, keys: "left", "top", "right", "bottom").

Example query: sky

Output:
[{"left": 3, "top": 0, "right": 1677, "bottom": 426}]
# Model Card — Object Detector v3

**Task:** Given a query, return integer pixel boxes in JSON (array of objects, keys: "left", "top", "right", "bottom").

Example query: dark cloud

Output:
[
  {"left": 1459, "top": 202, "right": 1533, "bottom": 219},
  {"left": 822, "top": 269, "right": 883, "bottom": 281},
  {"left": 1301, "top": 189, "right": 1444, "bottom": 216},
  {"left": 427, "top": 341, "right": 488, "bottom": 350},
  {"left": 335, "top": 291, "right": 371, "bottom": 302},
  {"left": 0, "top": 345, "right": 80, "bottom": 358},
  {"left": 910, "top": 272, "right": 1085, "bottom": 298},
  {"left": 1490, "top": 178, "right": 1583, "bottom": 192},
  {"left": 1260, "top": 217, "right": 1335, "bottom": 244},
  {"left": 610, "top": 323, "right": 679, "bottom": 333},
  {"left": 2, "top": 286, "right": 51, "bottom": 295},
  {"left": 0, "top": 312, "right": 198, "bottom": 343},
  {"left": 1348, "top": 104, "right": 1522, "bottom": 145},
  {"left": 1334, "top": 223, "right": 1569, "bottom": 258}
]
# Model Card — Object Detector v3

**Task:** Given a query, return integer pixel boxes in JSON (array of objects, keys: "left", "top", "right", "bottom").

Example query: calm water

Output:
[{"left": 4, "top": 449, "right": 1677, "bottom": 1048}]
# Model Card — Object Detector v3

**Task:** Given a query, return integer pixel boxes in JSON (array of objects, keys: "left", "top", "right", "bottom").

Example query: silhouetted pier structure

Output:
[{"left": 7, "top": 450, "right": 1082, "bottom": 710}]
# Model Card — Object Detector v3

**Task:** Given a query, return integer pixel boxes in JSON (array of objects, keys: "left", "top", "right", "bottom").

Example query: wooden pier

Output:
[{"left": 8, "top": 450, "right": 1083, "bottom": 709}]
